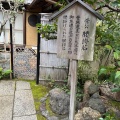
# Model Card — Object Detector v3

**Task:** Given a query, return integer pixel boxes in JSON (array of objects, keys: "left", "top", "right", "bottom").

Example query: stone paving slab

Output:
[
  {"left": 13, "top": 90, "right": 36, "bottom": 117},
  {"left": 0, "top": 80, "right": 15, "bottom": 96},
  {"left": 0, "top": 96, "right": 14, "bottom": 120},
  {"left": 13, "top": 115, "right": 37, "bottom": 120},
  {"left": 16, "top": 81, "right": 31, "bottom": 90}
]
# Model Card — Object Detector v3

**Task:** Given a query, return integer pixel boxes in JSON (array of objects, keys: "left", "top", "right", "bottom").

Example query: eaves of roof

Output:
[
  {"left": 50, "top": 0, "right": 104, "bottom": 20},
  {"left": 25, "top": 0, "right": 60, "bottom": 13}
]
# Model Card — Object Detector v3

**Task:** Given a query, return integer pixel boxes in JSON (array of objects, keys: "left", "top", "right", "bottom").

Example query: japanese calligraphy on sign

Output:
[
  {"left": 57, "top": 4, "right": 97, "bottom": 61},
  {"left": 68, "top": 15, "right": 74, "bottom": 54},
  {"left": 74, "top": 15, "right": 80, "bottom": 55},
  {"left": 62, "top": 15, "right": 67, "bottom": 50},
  {"left": 82, "top": 18, "right": 90, "bottom": 51}
]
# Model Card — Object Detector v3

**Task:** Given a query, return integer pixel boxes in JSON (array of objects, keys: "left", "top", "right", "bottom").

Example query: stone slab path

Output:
[{"left": 0, "top": 80, "right": 37, "bottom": 120}]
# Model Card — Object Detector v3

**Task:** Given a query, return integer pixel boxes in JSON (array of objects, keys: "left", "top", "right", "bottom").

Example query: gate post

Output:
[
  {"left": 36, "top": 15, "right": 41, "bottom": 84},
  {"left": 36, "top": 32, "right": 40, "bottom": 84},
  {"left": 10, "top": 23, "right": 14, "bottom": 79}
]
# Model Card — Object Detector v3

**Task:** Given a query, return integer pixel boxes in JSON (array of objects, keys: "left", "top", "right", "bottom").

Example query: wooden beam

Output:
[
  {"left": 45, "top": 0, "right": 63, "bottom": 7},
  {"left": 23, "top": 11, "right": 26, "bottom": 45}
]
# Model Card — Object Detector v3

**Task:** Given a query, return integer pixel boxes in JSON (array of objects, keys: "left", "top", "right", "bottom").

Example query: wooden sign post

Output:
[
  {"left": 50, "top": 0, "right": 103, "bottom": 119},
  {"left": 69, "top": 59, "right": 78, "bottom": 120}
]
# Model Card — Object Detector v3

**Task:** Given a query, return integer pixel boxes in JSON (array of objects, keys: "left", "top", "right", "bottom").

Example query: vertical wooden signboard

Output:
[
  {"left": 50, "top": 0, "right": 103, "bottom": 120},
  {"left": 57, "top": 4, "right": 97, "bottom": 61}
]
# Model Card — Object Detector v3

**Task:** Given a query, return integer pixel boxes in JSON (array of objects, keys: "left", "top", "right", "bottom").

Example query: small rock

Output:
[
  {"left": 91, "top": 92, "right": 100, "bottom": 99},
  {"left": 40, "top": 102, "right": 50, "bottom": 118},
  {"left": 47, "top": 116, "right": 59, "bottom": 120},
  {"left": 115, "top": 110, "right": 120, "bottom": 118},
  {"left": 45, "top": 93, "right": 49, "bottom": 98},
  {"left": 78, "top": 101, "right": 88, "bottom": 110},
  {"left": 83, "top": 80, "right": 93, "bottom": 101},
  {"left": 89, "top": 98, "right": 106, "bottom": 114},
  {"left": 40, "top": 97, "right": 47, "bottom": 102},
  {"left": 61, "top": 117, "right": 69, "bottom": 120},
  {"left": 40, "top": 102, "right": 46, "bottom": 111},
  {"left": 106, "top": 107, "right": 120, "bottom": 119},
  {"left": 49, "top": 88, "right": 70, "bottom": 115},
  {"left": 102, "top": 97, "right": 120, "bottom": 119},
  {"left": 41, "top": 110, "right": 49, "bottom": 118},
  {"left": 100, "top": 84, "right": 120, "bottom": 101},
  {"left": 88, "top": 84, "right": 99, "bottom": 95},
  {"left": 74, "top": 107, "right": 101, "bottom": 120}
]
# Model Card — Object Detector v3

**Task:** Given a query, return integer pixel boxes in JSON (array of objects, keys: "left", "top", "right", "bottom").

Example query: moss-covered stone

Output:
[
  {"left": 105, "top": 100, "right": 120, "bottom": 120},
  {"left": 109, "top": 100, "right": 120, "bottom": 111},
  {"left": 46, "top": 98, "right": 56, "bottom": 116}
]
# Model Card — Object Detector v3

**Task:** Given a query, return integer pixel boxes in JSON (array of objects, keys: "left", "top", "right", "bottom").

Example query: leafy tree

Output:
[{"left": 86, "top": 0, "right": 120, "bottom": 91}]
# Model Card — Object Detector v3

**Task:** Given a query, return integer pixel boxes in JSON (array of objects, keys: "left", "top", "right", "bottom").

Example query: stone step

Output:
[
  {"left": 13, "top": 115, "right": 37, "bottom": 120},
  {"left": 0, "top": 96, "right": 14, "bottom": 120},
  {"left": 0, "top": 81, "right": 15, "bottom": 96},
  {"left": 16, "top": 81, "right": 31, "bottom": 90},
  {"left": 13, "top": 90, "right": 36, "bottom": 117}
]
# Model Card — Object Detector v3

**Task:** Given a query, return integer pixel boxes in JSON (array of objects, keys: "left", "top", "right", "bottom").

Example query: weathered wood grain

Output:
[
  {"left": 69, "top": 60, "right": 78, "bottom": 120},
  {"left": 39, "top": 14, "right": 69, "bottom": 82}
]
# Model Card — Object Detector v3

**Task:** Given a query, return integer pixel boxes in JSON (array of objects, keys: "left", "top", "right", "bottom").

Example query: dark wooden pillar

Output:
[
  {"left": 10, "top": 23, "right": 14, "bottom": 79},
  {"left": 36, "top": 15, "right": 41, "bottom": 84}
]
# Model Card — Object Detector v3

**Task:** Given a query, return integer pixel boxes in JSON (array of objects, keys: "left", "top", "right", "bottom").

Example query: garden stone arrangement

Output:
[
  {"left": 40, "top": 88, "right": 69, "bottom": 120},
  {"left": 75, "top": 81, "right": 120, "bottom": 120},
  {"left": 0, "top": 80, "right": 37, "bottom": 120},
  {"left": 49, "top": 88, "right": 70, "bottom": 115},
  {"left": 40, "top": 81, "right": 120, "bottom": 120}
]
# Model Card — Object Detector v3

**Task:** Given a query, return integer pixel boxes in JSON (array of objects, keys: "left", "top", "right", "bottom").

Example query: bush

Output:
[{"left": 0, "top": 67, "right": 12, "bottom": 79}]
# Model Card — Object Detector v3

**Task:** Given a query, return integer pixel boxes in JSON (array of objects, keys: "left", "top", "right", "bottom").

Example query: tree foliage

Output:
[
  {"left": 36, "top": 23, "right": 57, "bottom": 40},
  {"left": 90, "top": 0, "right": 120, "bottom": 91}
]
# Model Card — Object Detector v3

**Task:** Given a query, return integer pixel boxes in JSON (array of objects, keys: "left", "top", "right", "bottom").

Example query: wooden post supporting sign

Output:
[{"left": 69, "top": 59, "right": 78, "bottom": 120}]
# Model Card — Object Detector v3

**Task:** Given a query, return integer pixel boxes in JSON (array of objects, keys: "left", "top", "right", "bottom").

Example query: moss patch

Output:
[
  {"left": 46, "top": 98, "right": 56, "bottom": 116},
  {"left": 37, "top": 114, "right": 46, "bottom": 120},
  {"left": 109, "top": 100, "right": 120, "bottom": 111},
  {"left": 30, "top": 81, "right": 50, "bottom": 120},
  {"left": 30, "top": 81, "right": 49, "bottom": 111},
  {"left": 16, "top": 79, "right": 55, "bottom": 120}
]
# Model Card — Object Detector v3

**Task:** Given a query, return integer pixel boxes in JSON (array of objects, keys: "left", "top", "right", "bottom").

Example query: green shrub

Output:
[
  {"left": 99, "top": 112, "right": 117, "bottom": 120},
  {"left": 0, "top": 67, "right": 12, "bottom": 79}
]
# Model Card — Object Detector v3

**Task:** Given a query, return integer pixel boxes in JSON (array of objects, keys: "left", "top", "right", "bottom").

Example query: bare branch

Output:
[
  {"left": 0, "top": 0, "right": 24, "bottom": 35},
  {"left": 66, "top": 0, "right": 70, "bottom": 4},
  {"left": 96, "top": 4, "right": 120, "bottom": 12}
]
